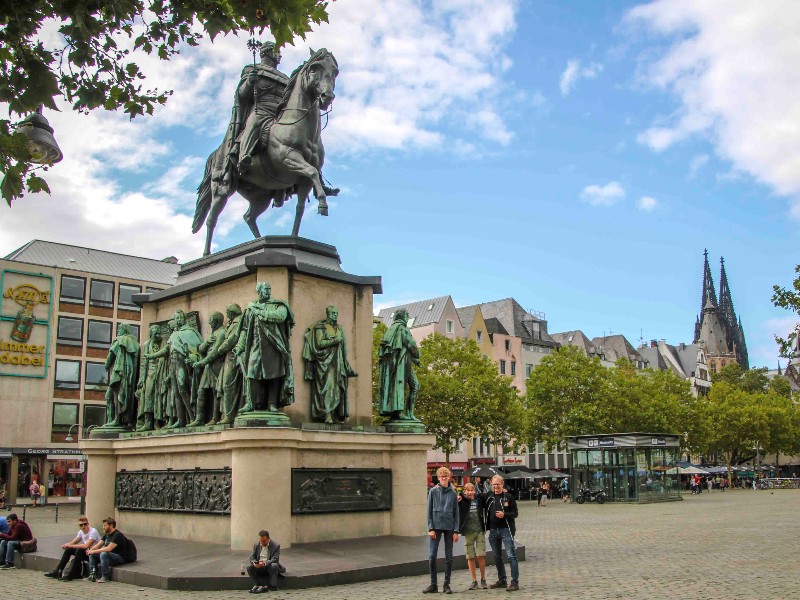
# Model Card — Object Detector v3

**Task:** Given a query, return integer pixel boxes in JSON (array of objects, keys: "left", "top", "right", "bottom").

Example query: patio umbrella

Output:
[
  {"left": 465, "top": 465, "right": 499, "bottom": 478},
  {"left": 502, "top": 469, "right": 533, "bottom": 479},
  {"left": 665, "top": 466, "right": 709, "bottom": 475},
  {"left": 530, "top": 469, "right": 570, "bottom": 479}
]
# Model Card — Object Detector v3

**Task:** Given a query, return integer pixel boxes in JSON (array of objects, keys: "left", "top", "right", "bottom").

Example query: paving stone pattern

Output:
[{"left": 3, "top": 489, "right": 799, "bottom": 599}]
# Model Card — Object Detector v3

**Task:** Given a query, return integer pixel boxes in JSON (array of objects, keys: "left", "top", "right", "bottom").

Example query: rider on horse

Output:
[{"left": 214, "top": 42, "right": 289, "bottom": 200}]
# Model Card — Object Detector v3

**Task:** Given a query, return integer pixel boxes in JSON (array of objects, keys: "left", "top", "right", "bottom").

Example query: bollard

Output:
[
  {"left": 55, "top": 504, "right": 59, "bottom": 523},
  {"left": 22, "top": 506, "right": 26, "bottom": 522}
]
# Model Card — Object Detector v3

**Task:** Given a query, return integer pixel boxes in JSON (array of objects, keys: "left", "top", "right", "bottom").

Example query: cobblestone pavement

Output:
[{"left": 2, "top": 489, "right": 799, "bottom": 599}]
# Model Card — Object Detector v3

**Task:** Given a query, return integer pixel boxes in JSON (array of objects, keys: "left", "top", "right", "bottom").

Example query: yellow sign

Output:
[
  {"left": 0, "top": 338, "right": 45, "bottom": 366},
  {"left": 3, "top": 284, "right": 50, "bottom": 307}
]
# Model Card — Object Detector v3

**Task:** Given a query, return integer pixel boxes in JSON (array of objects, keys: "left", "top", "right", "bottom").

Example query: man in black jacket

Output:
[
  {"left": 484, "top": 475, "right": 520, "bottom": 592},
  {"left": 246, "top": 530, "right": 285, "bottom": 593}
]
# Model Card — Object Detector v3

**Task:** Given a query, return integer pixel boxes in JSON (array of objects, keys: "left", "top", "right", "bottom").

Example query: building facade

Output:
[{"left": 0, "top": 240, "right": 180, "bottom": 504}]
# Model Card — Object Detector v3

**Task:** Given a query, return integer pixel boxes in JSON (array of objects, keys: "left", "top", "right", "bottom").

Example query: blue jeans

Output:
[
  {"left": 89, "top": 551, "right": 126, "bottom": 579},
  {"left": 0, "top": 540, "right": 20, "bottom": 564},
  {"left": 488, "top": 527, "right": 518, "bottom": 584},
  {"left": 428, "top": 530, "right": 454, "bottom": 587}
]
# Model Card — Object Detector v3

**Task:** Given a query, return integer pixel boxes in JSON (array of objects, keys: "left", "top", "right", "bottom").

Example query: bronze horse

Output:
[{"left": 193, "top": 49, "right": 339, "bottom": 257}]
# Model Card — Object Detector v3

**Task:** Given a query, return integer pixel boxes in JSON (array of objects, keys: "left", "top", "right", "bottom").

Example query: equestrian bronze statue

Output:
[{"left": 193, "top": 45, "right": 339, "bottom": 256}]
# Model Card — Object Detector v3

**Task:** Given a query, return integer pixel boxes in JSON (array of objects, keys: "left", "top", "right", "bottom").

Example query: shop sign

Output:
[
  {"left": 14, "top": 448, "right": 83, "bottom": 456},
  {"left": 588, "top": 438, "right": 615, "bottom": 448},
  {"left": 651, "top": 438, "right": 667, "bottom": 446},
  {"left": 0, "top": 270, "right": 52, "bottom": 379}
]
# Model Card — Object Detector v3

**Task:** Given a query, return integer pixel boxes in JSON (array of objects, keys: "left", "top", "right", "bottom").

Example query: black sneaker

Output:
[
  {"left": 489, "top": 580, "right": 507, "bottom": 589},
  {"left": 468, "top": 581, "right": 479, "bottom": 590},
  {"left": 44, "top": 570, "right": 60, "bottom": 578},
  {"left": 480, "top": 579, "right": 488, "bottom": 589},
  {"left": 0, "top": 563, "right": 14, "bottom": 569},
  {"left": 443, "top": 584, "right": 452, "bottom": 594},
  {"left": 423, "top": 584, "right": 439, "bottom": 593}
]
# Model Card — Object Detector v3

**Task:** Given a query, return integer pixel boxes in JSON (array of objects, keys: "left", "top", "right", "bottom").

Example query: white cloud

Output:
[
  {"left": 581, "top": 181, "right": 626, "bottom": 207},
  {"left": 637, "top": 196, "right": 659, "bottom": 212},
  {"left": 627, "top": 0, "right": 800, "bottom": 215},
  {"left": 750, "top": 316, "right": 797, "bottom": 367},
  {"left": 560, "top": 59, "right": 604, "bottom": 96}
]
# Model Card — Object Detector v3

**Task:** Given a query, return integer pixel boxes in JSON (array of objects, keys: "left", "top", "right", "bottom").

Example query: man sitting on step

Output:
[{"left": 43, "top": 515, "right": 101, "bottom": 581}]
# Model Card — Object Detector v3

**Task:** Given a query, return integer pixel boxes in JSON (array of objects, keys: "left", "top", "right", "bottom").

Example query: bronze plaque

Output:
[
  {"left": 291, "top": 468, "right": 392, "bottom": 514},
  {"left": 115, "top": 468, "right": 230, "bottom": 514}
]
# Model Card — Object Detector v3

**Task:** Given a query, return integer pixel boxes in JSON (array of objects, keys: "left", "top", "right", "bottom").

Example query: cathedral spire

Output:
[
  {"left": 718, "top": 256, "right": 736, "bottom": 333},
  {"left": 701, "top": 249, "right": 718, "bottom": 310}
]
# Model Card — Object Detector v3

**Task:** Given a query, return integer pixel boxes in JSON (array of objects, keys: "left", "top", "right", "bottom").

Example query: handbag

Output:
[{"left": 19, "top": 537, "right": 37, "bottom": 553}]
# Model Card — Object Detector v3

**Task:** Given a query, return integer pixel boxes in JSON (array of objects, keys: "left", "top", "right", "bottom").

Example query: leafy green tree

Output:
[
  {"left": 523, "top": 345, "right": 612, "bottom": 450},
  {"left": 415, "top": 334, "right": 514, "bottom": 466},
  {"left": 1, "top": 0, "right": 331, "bottom": 203},
  {"left": 772, "top": 265, "right": 800, "bottom": 356},
  {"left": 698, "top": 381, "right": 769, "bottom": 486}
]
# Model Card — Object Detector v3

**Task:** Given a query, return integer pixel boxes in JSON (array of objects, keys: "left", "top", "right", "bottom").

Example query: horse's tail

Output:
[{"left": 193, "top": 151, "right": 216, "bottom": 234}]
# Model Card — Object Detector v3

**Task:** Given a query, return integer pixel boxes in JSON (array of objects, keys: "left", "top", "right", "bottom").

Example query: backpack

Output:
[{"left": 126, "top": 537, "right": 137, "bottom": 563}]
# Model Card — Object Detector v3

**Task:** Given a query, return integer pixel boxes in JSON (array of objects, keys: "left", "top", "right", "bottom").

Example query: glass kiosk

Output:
[{"left": 568, "top": 433, "right": 682, "bottom": 503}]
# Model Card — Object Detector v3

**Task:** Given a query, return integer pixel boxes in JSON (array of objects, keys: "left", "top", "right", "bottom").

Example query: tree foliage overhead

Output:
[
  {"left": 414, "top": 334, "right": 522, "bottom": 464},
  {"left": 0, "top": 0, "right": 331, "bottom": 204},
  {"left": 772, "top": 264, "right": 800, "bottom": 357},
  {"left": 371, "top": 321, "right": 387, "bottom": 425},
  {"left": 524, "top": 346, "right": 700, "bottom": 453}
]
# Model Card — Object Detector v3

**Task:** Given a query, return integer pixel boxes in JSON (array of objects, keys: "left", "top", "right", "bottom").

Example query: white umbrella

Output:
[{"left": 665, "top": 466, "right": 709, "bottom": 475}]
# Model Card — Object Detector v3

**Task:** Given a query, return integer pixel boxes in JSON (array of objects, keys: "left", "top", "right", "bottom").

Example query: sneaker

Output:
[
  {"left": 44, "top": 570, "right": 61, "bottom": 578},
  {"left": 468, "top": 581, "right": 479, "bottom": 590},
  {"left": 0, "top": 563, "right": 14, "bottom": 569},
  {"left": 58, "top": 575, "right": 76, "bottom": 582},
  {"left": 249, "top": 586, "right": 260, "bottom": 594},
  {"left": 489, "top": 580, "right": 507, "bottom": 589},
  {"left": 443, "top": 584, "right": 452, "bottom": 594},
  {"left": 480, "top": 579, "right": 488, "bottom": 589},
  {"left": 506, "top": 582, "right": 520, "bottom": 592},
  {"left": 96, "top": 577, "right": 109, "bottom": 583},
  {"left": 422, "top": 584, "right": 439, "bottom": 593}
]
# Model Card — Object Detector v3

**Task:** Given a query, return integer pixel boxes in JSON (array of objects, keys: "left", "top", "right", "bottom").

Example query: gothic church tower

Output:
[{"left": 693, "top": 250, "right": 749, "bottom": 373}]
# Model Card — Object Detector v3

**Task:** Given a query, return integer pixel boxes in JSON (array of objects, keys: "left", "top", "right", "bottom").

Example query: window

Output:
[
  {"left": 446, "top": 320, "right": 454, "bottom": 334},
  {"left": 427, "top": 304, "right": 434, "bottom": 311},
  {"left": 500, "top": 359, "right": 506, "bottom": 375},
  {"left": 476, "top": 330, "right": 482, "bottom": 343},
  {"left": 511, "top": 361, "right": 516, "bottom": 376},
  {"left": 85, "top": 362, "right": 109, "bottom": 390},
  {"left": 52, "top": 403, "right": 79, "bottom": 438},
  {"left": 118, "top": 283, "right": 142, "bottom": 309},
  {"left": 472, "top": 438, "right": 478, "bottom": 455},
  {"left": 83, "top": 405, "right": 106, "bottom": 429},
  {"left": 87, "top": 320, "right": 112, "bottom": 348},
  {"left": 525, "top": 363, "right": 533, "bottom": 377},
  {"left": 117, "top": 322, "right": 140, "bottom": 341},
  {"left": 504, "top": 339, "right": 510, "bottom": 351},
  {"left": 60, "top": 275, "right": 86, "bottom": 303},
  {"left": 55, "top": 360, "right": 81, "bottom": 389},
  {"left": 146, "top": 287, "right": 162, "bottom": 293},
  {"left": 57, "top": 317, "right": 83, "bottom": 345},
  {"left": 89, "top": 280, "right": 114, "bottom": 307},
  {"left": 407, "top": 317, "right": 415, "bottom": 327}
]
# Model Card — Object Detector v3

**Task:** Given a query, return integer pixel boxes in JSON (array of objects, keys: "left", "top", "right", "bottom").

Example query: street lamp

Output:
[
  {"left": 15, "top": 108, "right": 63, "bottom": 165},
  {"left": 65, "top": 424, "right": 96, "bottom": 442},
  {"left": 752, "top": 442, "right": 763, "bottom": 488}
]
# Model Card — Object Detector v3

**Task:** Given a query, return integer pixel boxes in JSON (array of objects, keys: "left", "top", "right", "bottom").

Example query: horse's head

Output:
[{"left": 304, "top": 48, "right": 338, "bottom": 110}]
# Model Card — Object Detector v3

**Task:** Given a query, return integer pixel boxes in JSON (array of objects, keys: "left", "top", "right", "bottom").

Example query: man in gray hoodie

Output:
[{"left": 423, "top": 466, "right": 459, "bottom": 594}]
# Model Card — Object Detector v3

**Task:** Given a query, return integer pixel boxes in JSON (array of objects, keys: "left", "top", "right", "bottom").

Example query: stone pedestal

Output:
[{"left": 82, "top": 238, "right": 434, "bottom": 549}]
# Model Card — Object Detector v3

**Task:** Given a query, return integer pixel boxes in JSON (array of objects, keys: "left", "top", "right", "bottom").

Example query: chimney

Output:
[
  {"left": 161, "top": 256, "right": 179, "bottom": 264},
  {"left": 650, "top": 340, "right": 657, "bottom": 348}
]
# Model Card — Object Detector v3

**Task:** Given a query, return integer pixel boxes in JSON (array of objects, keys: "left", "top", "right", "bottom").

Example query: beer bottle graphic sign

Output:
[{"left": 0, "top": 270, "right": 53, "bottom": 378}]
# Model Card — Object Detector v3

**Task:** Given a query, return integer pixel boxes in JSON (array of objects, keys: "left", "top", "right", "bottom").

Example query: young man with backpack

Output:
[
  {"left": 86, "top": 517, "right": 135, "bottom": 582},
  {"left": 43, "top": 515, "right": 101, "bottom": 581}
]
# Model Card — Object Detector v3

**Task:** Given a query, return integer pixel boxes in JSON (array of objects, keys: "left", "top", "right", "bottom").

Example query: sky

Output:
[{"left": 1, "top": 0, "right": 798, "bottom": 369}]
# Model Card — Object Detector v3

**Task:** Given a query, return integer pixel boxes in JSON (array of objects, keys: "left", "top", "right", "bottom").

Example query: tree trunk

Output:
[{"left": 726, "top": 451, "right": 734, "bottom": 492}]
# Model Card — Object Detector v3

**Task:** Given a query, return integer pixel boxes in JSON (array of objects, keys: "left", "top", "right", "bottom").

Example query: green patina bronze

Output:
[
  {"left": 302, "top": 305, "right": 358, "bottom": 424},
  {"left": 378, "top": 308, "right": 425, "bottom": 433},
  {"left": 99, "top": 323, "right": 140, "bottom": 431},
  {"left": 233, "top": 282, "right": 295, "bottom": 427}
]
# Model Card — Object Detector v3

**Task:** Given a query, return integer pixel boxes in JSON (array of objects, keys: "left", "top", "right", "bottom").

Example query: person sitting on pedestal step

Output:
[
  {"left": 246, "top": 529, "right": 286, "bottom": 593},
  {"left": 43, "top": 515, "right": 101, "bottom": 581},
  {"left": 86, "top": 517, "right": 135, "bottom": 583},
  {"left": 0, "top": 513, "right": 34, "bottom": 568}
]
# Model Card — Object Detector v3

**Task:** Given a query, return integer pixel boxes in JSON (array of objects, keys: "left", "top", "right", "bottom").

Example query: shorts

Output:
[{"left": 463, "top": 530, "right": 486, "bottom": 559}]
